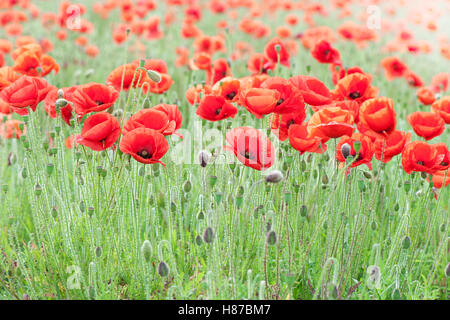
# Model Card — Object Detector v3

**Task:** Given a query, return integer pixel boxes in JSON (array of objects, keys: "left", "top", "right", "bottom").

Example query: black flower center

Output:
[
  {"left": 349, "top": 92, "right": 361, "bottom": 99},
  {"left": 138, "top": 149, "right": 152, "bottom": 159},
  {"left": 277, "top": 98, "right": 284, "bottom": 106},
  {"left": 96, "top": 100, "right": 104, "bottom": 106},
  {"left": 226, "top": 91, "right": 236, "bottom": 100},
  {"left": 417, "top": 161, "right": 425, "bottom": 165}
]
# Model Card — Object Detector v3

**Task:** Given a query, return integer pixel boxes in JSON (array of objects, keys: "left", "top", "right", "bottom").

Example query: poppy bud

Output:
[
  {"left": 21, "top": 167, "right": 28, "bottom": 179},
  {"left": 203, "top": 227, "right": 214, "bottom": 243},
  {"left": 363, "top": 171, "right": 372, "bottom": 179},
  {"left": 214, "top": 192, "right": 222, "bottom": 204},
  {"left": 88, "top": 207, "right": 95, "bottom": 217},
  {"left": 195, "top": 235, "right": 203, "bottom": 246},
  {"left": 34, "top": 183, "right": 42, "bottom": 196},
  {"left": 55, "top": 125, "right": 61, "bottom": 134},
  {"left": 55, "top": 98, "right": 68, "bottom": 109},
  {"left": 95, "top": 246, "right": 103, "bottom": 258},
  {"left": 147, "top": 69, "right": 162, "bottom": 83},
  {"left": 141, "top": 240, "right": 152, "bottom": 262},
  {"left": 51, "top": 207, "right": 58, "bottom": 219},
  {"left": 198, "top": 150, "right": 211, "bottom": 168},
  {"left": 321, "top": 174, "right": 329, "bottom": 185},
  {"left": 237, "top": 186, "right": 244, "bottom": 196},
  {"left": 401, "top": 236, "right": 411, "bottom": 249},
  {"left": 209, "top": 175, "right": 217, "bottom": 187},
  {"left": 300, "top": 204, "right": 307, "bottom": 217},
  {"left": 57, "top": 88, "right": 64, "bottom": 99},
  {"left": 440, "top": 223, "right": 446, "bottom": 233},
  {"left": 403, "top": 180, "right": 411, "bottom": 192},
  {"left": 371, "top": 220, "right": 378, "bottom": 230},
  {"left": 254, "top": 205, "right": 264, "bottom": 218},
  {"left": 265, "top": 170, "right": 283, "bottom": 183},
  {"left": 170, "top": 201, "right": 177, "bottom": 213},
  {"left": 79, "top": 200, "right": 85, "bottom": 213},
  {"left": 300, "top": 160, "right": 307, "bottom": 171},
  {"left": 197, "top": 211, "right": 205, "bottom": 220},
  {"left": 158, "top": 261, "right": 169, "bottom": 277},
  {"left": 46, "top": 163, "right": 54, "bottom": 176},
  {"left": 266, "top": 230, "right": 277, "bottom": 245},
  {"left": 341, "top": 143, "right": 351, "bottom": 159},
  {"left": 183, "top": 180, "right": 192, "bottom": 193}
]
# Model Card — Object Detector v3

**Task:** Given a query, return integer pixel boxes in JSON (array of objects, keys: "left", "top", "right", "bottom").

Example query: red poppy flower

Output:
[
  {"left": 357, "top": 97, "right": 396, "bottom": 140},
  {"left": 381, "top": 56, "right": 409, "bottom": 81},
  {"left": 431, "top": 73, "right": 449, "bottom": 93},
  {"left": 401, "top": 141, "right": 447, "bottom": 174},
  {"left": 119, "top": 128, "right": 169, "bottom": 166},
  {"left": 311, "top": 40, "right": 341, "bottom": 64},
  {"left": 106, "top": 63, "right": 150, "bottom": 92},
  {"left": 270, "top": 110, "right": 307, "bottom": 141},
  {"left": 152, "top": 103, "right": 183, "bottom": 137},
  {"left": 75, "top": 112, "right": 121, "bottom": 151},
  {"left": 404, "top": 70, "right": 424, "bottom": 88},
  {"left": 0, "top": 75, "right": 53, "bottom": 115},
  {"left": 307, "top": 107, "right": 355, "bottom": 140},
  {"left": 429, "top": 170, "right": 450, "bottom": 189},
  {"left": 44, "top": 86, "right": 75, "bottom": 125},
  {"left": 185, "top": 83, "right": 212, "bottom": 105},
  {"left": 288, "top": 75, "right": 332, "bottom": 106},
  {"left": 407, "top": 111, "right": 445, "bottom": 140},
  {"left": 332, "top": 73, "right": 378, "bottom": 104},
  {"left": 247, "top": 53, "right": 276, "bottom": 74},
  {"left": 0, "top": 66, "right": 20, "bottom": 91},
  {"left": 431, "top": 97, "right": 450, "bottom": 124},
  {"left": 330, "top": 64, "right": 369, "bottom": 85},
  {"left": 0, "top": 98, "right": 10, "bottom": 114},
  {"left": 224, "top": 127, "right": 275, "bottom": 171},
  {"left": 123, "top": 109, "right": 171, "bottom": 136},
  {"left": 264, "top": 37, "right": 290, "bottom": 67},
  {"left": 260, "top": 77, "right": 304, "bottom": 114},
  {"left": 207, "top": 58, "right": 231, "bottom": 85},
  {"left": 212, "top": 77, "right": 240, "bottom": 102},
  {"left": 288, "top": 124, "right": 326, "bottom": 155},
  {"left": 135, "top": 59, "right": 168, "bottom": 74},
  {"left": 144, "top": 73, "right": 174, "bottom": 94},
  {"left": 416, "top": 86, "right": 436, "bottom": 105},
  {"left": 196, "top": 94, "right": 238, "bottom": 122},
  {"left": 433, "top": 143, "right": 450, "bottom": 172},
  {"left": 336, "top": 133, "right": 374, "bottom": 169},
  {"left": 72, "top": 83, "right": 119, "bottom": 117},
  {"left": 374, "top": 130, "right": 411, "bottom": 163},
  {"left": 239, "top": 87, "right": 280, "bottom": 118}
]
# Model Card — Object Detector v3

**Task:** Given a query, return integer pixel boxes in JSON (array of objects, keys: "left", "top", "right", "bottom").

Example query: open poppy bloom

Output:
[
  {"left": 288, "top": 123, "right": 326, "bottom": 155},
  {"left": 357, "top": 97, "right": 396, "bottom": 140},
  {"left": 401, "top": 141, "right": 447, "bottom": 174},
  {"left": 75, "top": 112, "right": 121, "bottom": 151},
  {"left": 0, "top": 75, "right": 53, "bottom": 115},
  {"left": 185, "top": 83, "right": 212, "bottom": 105},
  {"left": 196, "top": 94, "right": 238, "bottom": 121},
  {"left": 311, "top": 40, "right": 341, "bottom": 64},
  {"left": 270, "top": 110, "right": 306, "bottom": 141},
  {"left": 72, "top": 83, "right": 119, "bottom": 117},
  {"left": 119, "top": 127, "right": 169, "bottom": 166},
  {"left": 380, "top": 56, "right": 409, "bottom": 81},
  {"left": 432, "top": 143, "right": 450, "bottom": 172},
  {"left": 12, "top": 43, "right": 59, "bottom": 77},
  {"left": 374, "top": 130, "right": 411, "bottom": 163},
  {"left": 416, "top": 86, "right": 436, "bottom": 105},
  {"left": 144, "top": 73, "right": 174, "bottom": 94},
  {"left": 288, "top": 75, "right": 332, "bottom": 106},
  {"left": 264, "top": 37, "right": 290, "bottom": 67},
  {"left": 336, "top": 133, "right": 374, "bottom": 169},
  {"left": 247, "top": 53, "right": 276, "bottom": 74},
  {"left": 224, "top": 127, "right": 275, "bottom": 171},
  {"left": 123, "top": 108, "right": 172, "bottom": 136},
  {"left": 152, "top": 104, "right": 183, "bottom": 137},
  {"left": 44, "top": 86, "right": 75, "bottom": 125},
  {"left": 404, "top": 70, "right": 424, "bottom": 88},
  {"left": 260, "top": 77, "right": 304, "bottom": 114},
  {"left": 239, "top": 87, "right": 280, "bottom": 118},
  {"left": 0, "top": 66, "right": 20, "bottom": 91},
  {"left": 332, "top": 73, "right": 378, "bottom": 105},
  {"left": 212, "top": 77, "right": 241, "bottom": 102},
  {"left": 431, "top": 97, "right": 450, "bottom": 124},
  {"left": 429, "top": 170, "right": 450, "bottom": 189},
  {"left": 207, "top": 58, "right": 231, "bottom": 85},
  {"left": 406, "top": 111, "right": 445, "bottom": 140},
  {"left": 106, "top": 63, "right": 150, "bottom": 92},
  {"left": 307, "top": 107, "right": 355, "bottom": 140}
]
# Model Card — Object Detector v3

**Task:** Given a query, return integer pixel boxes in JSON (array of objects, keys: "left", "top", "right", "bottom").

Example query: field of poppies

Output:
[{"left": 0, "top": 0, "right": 448, "bottom": 301}]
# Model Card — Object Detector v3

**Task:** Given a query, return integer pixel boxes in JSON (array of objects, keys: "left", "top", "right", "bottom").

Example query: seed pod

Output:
[
  {"left": 183, "top": 180, "right": 192, "bottom": 193},
  {"left": 95, "top": 246, "right": 103, "bottom": 258},
  {"left": 363, "top": 171, "right": 372, "bottom": 179},
  {"left": 195, "top": 235, "right": 203, "bottom": 246},
  {"left": 321, "top": 174, "right": 329, "bottom": 185},
  {"left": 300, "top": 205, "right": 307, "bottom": 217},
  {"left": 401, "top": 236, "right": 411, "bottom": 250},
  {"left": 371, "top": 220, "right": 378, "bottom": 231},
  {"left": 404, "top": 180, "right": 411, "bottom": 192},
  {"left": 158, "top": 261, "right": 169, "bottom": 277},
  {"left": 34, "top": 183, "right": 42, "bottom": 196},
  {"left": 87, "top": 206, "right": 95, "bottom": 217},
  {"left": 266, "top": 230, "right": 277, "bottom": 245},
  {"left": 46, "top": 163, "right": 54, "bottom": 176},
  {"left": 197, "top": 211, "right": 205, "bottom": 220},
  {"left": 293, "top": 184, "right": 300, "bottom": 194},
  {"left": 141, "top": 240, "right": 152, "bottom": 262},
  {"left": 209, "top": 175, "right": 217, "bottom": 188},
  {"left": 214, "top": 192, "right": 222, "bottom": 204},
  {"left": 21, "top": 167, "right": 28, "bottom": 179},
  {"left": 203, "top": 227, "right": 215, "bottom": 243},
  {"left": 265, "top": 170, "right": 283, "bottom": 184},
  {"left": 198, "top": 150, "right": 210, "bottom": 168}
]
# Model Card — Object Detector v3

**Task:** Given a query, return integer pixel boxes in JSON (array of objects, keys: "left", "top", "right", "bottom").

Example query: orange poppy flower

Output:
[
  {"left": 247, "top": 53, "right": 276, "bottom": 74},
  {"left": 374, "top": 130, "right": 411, "bottom": 163},
  {"left": 307, "top": 107, "right": 355, "bottom": 140},
  {"left": 0, "top": 66, "right": 20, "bottom": 91},
  {"left": 212, "top": 77, "right": 240, "bottom": 102},
  {"left": 416, "top": 86, "right": 436, "bottom": 105},
  {"left": 75, "top": 112, "right": 121, "bottom": 151},
  {"left": 404, "top": 70, "right": 424, "bottom": 88},
  {"left": 380, "top": 56, "right": 409, "bottom": 81},
  {"left": 106, "top": 63, "right": 150, "bottom": 92},
  {"left": 357, "top": 97, "right": 396, "bottom": 140},
  {"left": 119, "top": 128, "right": 169, "bottom": 166},
  {"left": 407, "top": 111, "right": 445, "bottom": 140},
  {"left": 431, "top": 97, "right": 450, "bottom": 124},
  {"left": 429, "top": 170, "right": 450, "bottom": 189},
  {"left": 208, "top": 58, "right": 231, "bottom": 85},
  {"left": 288, "top": 123, "right": 326, "bottom": 155},
  {"left": 196, "top": 94, "right": 238, "bottom": 122},
  {"left": 336, "top": 133, "right": 374, "bottom": 170},
  {"left": 224, "top": 127, "right": 275, "bottom": 171},
  {"left": 123, "top": 109, "right": 171, "bottom": 136},
  {"left": 260, "top": 77, "right": 304, "bottom": 114},
  {"left": 72, "top": 83, "right": 119, "bottom": 117},
  {"left": 431, "top": 73, "right": 449, "bottom": 93},
  {"left": 239, "top": 87, "right": 280, "bottom": 118}
]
